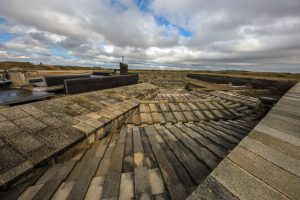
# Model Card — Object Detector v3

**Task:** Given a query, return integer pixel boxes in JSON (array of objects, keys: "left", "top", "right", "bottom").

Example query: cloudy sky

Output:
[{"left": 0, "top": 0, "right": 300, "bottom": 72}]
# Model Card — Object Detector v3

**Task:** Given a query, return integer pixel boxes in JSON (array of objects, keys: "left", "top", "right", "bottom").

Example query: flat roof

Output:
[{"left": 0, "top": 89, "right": 54, "bottom": 106}]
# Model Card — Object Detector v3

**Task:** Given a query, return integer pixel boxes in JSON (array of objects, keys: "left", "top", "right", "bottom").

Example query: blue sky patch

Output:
[
  {"left": 0, "top": 17, "right": 7, "bottom": 24},
  {"left": 155, "top": 15, "right": 170, "bottom": 27},
  {"left": 179, "top": 27, "right": 192, "bottom": 37},
  {"left": 134, "top": 0, "right": 152, "bottom": 11},
  {"left": 133, "top": 0, "right": 193, "bottom": 37},
  {"left": 155, "top": 15, "right": 192, "bottom": 37},
  {"left": 110, "top": 0, "right": 128, "bottom": 11},
  {"left": 0, "top": 32, "right": 13, "bottom": 43},
  {"left": 48, "top": 45, "right": 79, "bottom": 60}
]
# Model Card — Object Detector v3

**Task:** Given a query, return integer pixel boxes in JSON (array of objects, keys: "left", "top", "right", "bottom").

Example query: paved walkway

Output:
[{"left": 188, "top": 82, "right": 300, "bottom": 200}]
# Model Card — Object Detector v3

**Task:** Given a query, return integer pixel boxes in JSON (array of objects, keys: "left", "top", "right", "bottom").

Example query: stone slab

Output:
[
  {"left": 228, "top": 146, "right": 300, "bottom": 200},
  {"left": 6, "top": 132, "right": 43, "bottom": 154},
  {"left": 0, "top": 147, "right": 26, "bottom": 174},
  {"left": 248, "top": 130, "right": 300, "bottom": 160},
  {"left": 211, "top": 159, "right": 287, "bottom": 200},
  {"left": 148, "top": 168, "right": 166, "bottom": 195},
  {"left": 134, "top": 166, "right": 152, "bottom": 198},
  {"left": 240, "top": 137, "right": 300, "bottom": 177},
  {"left": 0, "top": 160, "right": 33, "bottom": 187},
  {"left": 187, "top": 176, "right": 238, "bottom": 200},
  {"left": 19, "top": 104, "right": 48, "bottom": 118},
  {"left": 0, "top": 107, "right": 29, "bottom": 120},
  {"left": 84, "top": 177, "right": 104, "bottom": 200},
  {"left": 119, "top": 173, "right": 134, "bottom": 200},
  {"left": 255, "top": 117, "right": 300, "bottom": 145},
  {"left": 13, "top": 116, "right": 47, "bottom": 134},
  {"left": 52, "top": 181, "right": 75, "bottom": 200},
  {"left": 0, "top": 120, "right": 23, "bottom": 137}
]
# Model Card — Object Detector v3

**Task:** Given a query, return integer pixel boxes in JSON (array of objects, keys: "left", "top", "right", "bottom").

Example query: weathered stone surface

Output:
[
  {"left": 187, "top": 176, "right": 238, "bottom": 200},
  {"left": 0, "top": 114, "right": 6, "bottom": 122},
  {"left": 0, "top": 121, "right": 22, "bottom": 137},
  {"left": 39, "top": 115, "right": 66, "bottom": 128},
  {"left": 119, "top": 173, "right": 134, "bottom": 200},
  {"left": 211, "top": 159, "right": 287, "bottom": 200},
  {"left": 0, "top": 160, "right": 33, "bottom": 187},
  {"left": 188, "top": 82, "right": 300, "bottom": 200},
  {"left": 17, "top": 184, "right": 44, "bottom": 200},
  {"left": 85, "top": 177, "right": 104, "bottom": 200},
  {"left": 52, "top": 181, "right": 75, "bottom": 200},
  {"left": 6, "top": 132, "right": 43, "bottom": 154},
  {"left": 254, "top": 123, "right": 300, "bottom": 147},
  {"left": 148, "top": 168, "right": 166, "bottom": 195},
  {"left": 228, "top": 146, "right": 300, "bottom": 200},
  {"left": 26, "top": 145, "right": 56, "bottom": 164},
  {"left": 19, "top": 104, "right": 48, "bottom": 118},
  {"left": 33, "top": 161, "right": 76, "bottom": 200},
  {"left": 248, "top": 130, "right": 300, "bottom": 160},
  {"left": 240, "top": 137, "right": 300, "bottom": 177},
  {"left": 134, "top": 167, "right": 152, "bottom": 198},
  {"left": 13, "top": 116, "right": 47, "bottom": 134},
  {"left": 0, "top": 83, "right": 158, "bottom": 188},
  {"left": 73, "top": 122, "right": 96, "bottom": 136},
  {"left": 101, "top": 171, "right": 121, "bottom": 199},
  {"left": 167, "top": 183, "right": 188, "bottom": 200},
  {"left": 0, "top": 107, "right": 29, "bottom": 120},
  {"left": 0, "top": 147, "right": 25, "bottom": 174},
  {"left": 36, "top": 127, "right": 81, "bottom": 151},
  {"left": 0, "top": 139, "right": 5, "bottom": 146}
]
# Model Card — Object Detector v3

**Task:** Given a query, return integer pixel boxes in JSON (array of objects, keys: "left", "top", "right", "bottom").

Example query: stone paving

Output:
[
  {"left": 0, "top": 83, "right": 157, "bottom": 187},
  {"left": 127, "top": 99, "right": 254, "bottom": 125},
  {"left": 1, "top": 80, "right": 298, "bottom": 200},
  {"left": 188, "top": 82, "right": 300, "bottom": 200},
  {"left": 0, "top": 85, "right": 266, "bottom": 200},
  {"left": 11, "top": 119, "right": 259, "bottom": 200}
]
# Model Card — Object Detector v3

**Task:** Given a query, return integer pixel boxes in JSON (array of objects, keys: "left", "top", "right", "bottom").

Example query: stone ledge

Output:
[
  {"left": 72, "top": 98, "right": 140, "bottom": 137},
  {"left": 0, "top": 102, "right": 140, "bottom": 189}
]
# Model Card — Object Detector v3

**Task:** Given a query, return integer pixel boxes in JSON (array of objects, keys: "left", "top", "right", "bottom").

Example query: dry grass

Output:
[
  {"left": 191, "top": 70, "right": 300, "bottom": 80},
  {"left": 1, "top": 61, "right": 299, "bottom": 80},
  {"left": 0, "top": 61, "right": 102, "bottom": 71}
]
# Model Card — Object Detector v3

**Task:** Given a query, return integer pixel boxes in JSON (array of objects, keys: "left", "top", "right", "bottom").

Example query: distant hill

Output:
[{"left": 0, "top": 61, "right": 103, "bottom": 71}]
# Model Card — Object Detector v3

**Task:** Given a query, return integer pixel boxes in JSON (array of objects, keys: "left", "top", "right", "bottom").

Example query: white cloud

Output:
[{"left": 0, "top": 0, "right": 300, "bottom": 71}]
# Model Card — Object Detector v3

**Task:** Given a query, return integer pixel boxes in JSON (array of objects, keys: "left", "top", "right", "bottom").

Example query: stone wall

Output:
[
  {"left": 187, "top": 73, "right": 297, "bottom": 95},
  {"left": 7, "top": 71, "right": 29, "bottom": 87},
  {"left": 64, "top": 74, "right": 139, "bottom": 94}
]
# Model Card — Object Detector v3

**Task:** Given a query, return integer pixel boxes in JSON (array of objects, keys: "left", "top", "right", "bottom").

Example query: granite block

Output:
[
  {"left": 0, "top": 107, "right": 29, "bottom": 120},
  {"left": 13, "top": 116, "right": 47, "bottom": 134}
]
